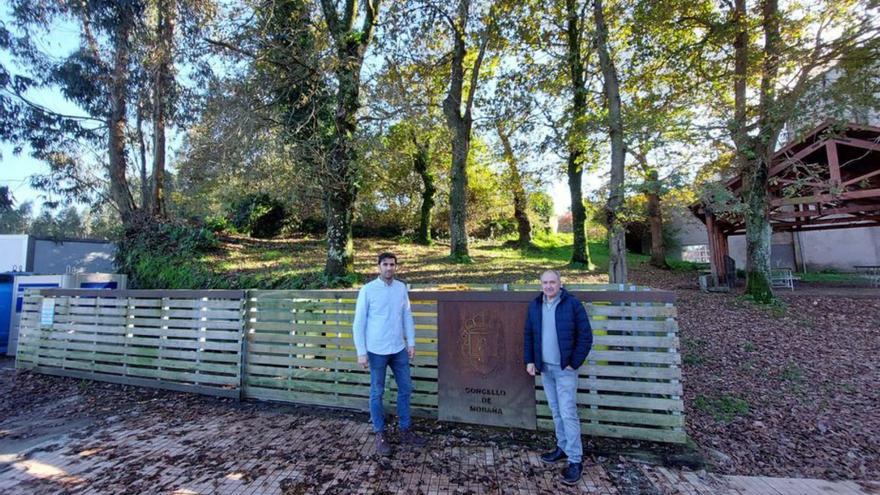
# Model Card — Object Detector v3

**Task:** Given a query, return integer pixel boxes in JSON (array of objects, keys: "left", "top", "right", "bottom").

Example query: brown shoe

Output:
[
  {"left": 375, "top": 432, "right": 392, "bottom": 457},
  {"left": 399, "top": 429, "right": 427, "bottom": 447}
]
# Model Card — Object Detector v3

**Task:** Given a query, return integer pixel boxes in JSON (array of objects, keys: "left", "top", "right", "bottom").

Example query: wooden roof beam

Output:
[
  {"left": 773, "top": 214, "right": 880, "bottom": 228},
  {"left": 771, "top": 187, "right": 880, "bottom": 207},
  {"left": 842, "top": 167, "right": 880, "bottom": 187},
  {"left": 836, "top": 137, "right": 880, "bottom": 153},
  {"left": 827, "top": 141, "right": 841, "bottom": 185},
  {"left": 771, "top": 203, "right": 880, "bottom": 219},
  {"left": 776, "top": 220, "right": 880, "bottom": 233}
]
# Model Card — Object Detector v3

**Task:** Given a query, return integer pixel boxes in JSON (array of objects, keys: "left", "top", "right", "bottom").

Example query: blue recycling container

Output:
[{"left": 0, "top": 274, "right": 13, "bottom": 355}]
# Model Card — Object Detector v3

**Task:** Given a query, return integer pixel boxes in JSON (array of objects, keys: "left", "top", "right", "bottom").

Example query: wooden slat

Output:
[
  {"left": 590, "top": 320, "right": 677, "bottom": 333},
  {"left": 244, "top": 385, "right": 366, "bottom": 410},
  {"left": 535, "top": 419, "right": 687, "bottom": 444},
  {"left": 586, "top": 304, "right": 677, "bottom": 318},
  {"left": 592, "top": 335, "right": 679, "bottom": 348},
  {"left": 536, "top": 390, "right": 683, "bottom": 412},
  {"left": 30, "top": 366, "right": 239, "bottom": 398},
  {"left": 535, "top": 405, "right": 684, "bottom": 428},
  {"left": 41, "top": 289, "right": 245, "bottom": 299},
  {"left": 586, "top": 350, "right": 681, "bottom": 365}
]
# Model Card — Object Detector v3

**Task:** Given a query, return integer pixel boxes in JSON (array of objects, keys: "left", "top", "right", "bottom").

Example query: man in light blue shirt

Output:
[{"left": 353, "top": 252, "right": 425, "bottom": 456}]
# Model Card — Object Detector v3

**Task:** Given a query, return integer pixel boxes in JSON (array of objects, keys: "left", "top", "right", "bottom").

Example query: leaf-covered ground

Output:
[{"left": 630, "top": 267, "right": 880, "bottom": 481}]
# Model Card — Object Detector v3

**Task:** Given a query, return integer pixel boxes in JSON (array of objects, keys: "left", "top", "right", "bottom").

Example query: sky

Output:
[{"left": 1, "top": 11, "right": 84, "bottom": 211}]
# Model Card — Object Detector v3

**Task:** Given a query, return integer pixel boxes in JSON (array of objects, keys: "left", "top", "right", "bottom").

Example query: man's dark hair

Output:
[{"left": 378, "top": 252, "right": 397, "bottom": 264}]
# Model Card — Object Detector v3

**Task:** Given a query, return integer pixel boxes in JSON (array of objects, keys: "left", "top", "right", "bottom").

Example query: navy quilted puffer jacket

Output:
[{"left": 523, "top": 288, "right": 593, "bottom": 372}]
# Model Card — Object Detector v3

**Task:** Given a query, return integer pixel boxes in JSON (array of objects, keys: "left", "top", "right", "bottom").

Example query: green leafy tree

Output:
[
  {"left": 0, "top": 200, "right": 32, "bottom": 234},
  {"left": 30, "top": 206, "right": 87, "bottom": 239},
  {"left": 718, "top": 0, "right": 878, "bottom": 302},
  {"left": 316, "top": 0, "right": 382, "bottom": 277},
  {"left": 1, "top": 0, "right": 217, "bottom": 226},
  {"left": 363, "top": 51, "right": 450, "bottom": 245},
  {"left": 515, "top": 0, "right": 601, "bottom": 268}
]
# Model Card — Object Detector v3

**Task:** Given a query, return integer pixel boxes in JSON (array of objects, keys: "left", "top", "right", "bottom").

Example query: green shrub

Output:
[
  {"left": 228, "top": 193, "right": 286, "bottom": 238},
  {"left": 116, "top": 217, "right": 221, "bottom": 289},
  {"left": 204, "top": 214, "right": 236, "bottom": 234}
]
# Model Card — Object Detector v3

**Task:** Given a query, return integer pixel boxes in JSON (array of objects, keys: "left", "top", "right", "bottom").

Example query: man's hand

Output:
[
  {"left": 565, "top": 366, "right": 575, "bottom": 371},
  {"left": 526, "top": 363, "right": 536, "bottom": 376},
  {"left": 358, "top": 355, "right": 368, "bottom": 369},
  {"left": 407, "top": 346, "right": 415, "bottom": 360}
]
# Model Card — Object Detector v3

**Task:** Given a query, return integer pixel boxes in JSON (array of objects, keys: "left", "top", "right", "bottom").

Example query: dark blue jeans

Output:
[{"left": 367, "top": 348, "right": 412, "bottom": 433}]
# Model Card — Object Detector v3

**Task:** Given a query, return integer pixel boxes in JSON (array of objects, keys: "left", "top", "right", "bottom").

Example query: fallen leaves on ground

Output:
[{"left": 632, "top": 266, "right": 880, "bottom": 481}]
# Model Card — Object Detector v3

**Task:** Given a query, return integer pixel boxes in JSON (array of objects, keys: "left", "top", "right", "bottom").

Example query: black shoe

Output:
[
  {"left": 375, "top": 431, "right": 392, "bottom": 457},
  {"left": 540, "top": 447, "right": 567, "bottom": 464},
  {"left": 399, "top": 429, "right": 427, "bottom": 447},
  {"left": 561, "top": 462, "right": 582, "bottom": 485}
]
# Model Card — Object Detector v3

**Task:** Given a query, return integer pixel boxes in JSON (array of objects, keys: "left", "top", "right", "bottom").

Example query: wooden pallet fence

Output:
[
  {"left": 16, "top": 289, "right": 245, "bottom": 398},
  {"left": 243, "top": 290, "right": 439, "bottom": 417},
  {"left": 17, "top": 286, "right": 684, "bottom": 444}
]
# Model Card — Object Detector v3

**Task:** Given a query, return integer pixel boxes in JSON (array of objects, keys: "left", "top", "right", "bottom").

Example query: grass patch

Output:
[
  {"left": 693, "top": 394, "right": 750, "bottom": 423},
  {"left": 742, "top": 341, "right": 756, "bottom": 353},
  {"left": 799, "top": 271, "right": 865, "bottom": 284},
  {"left": 681, "top": 337, "right": 707, "bottom": 366},
  {"left": 667, "top": 260, "right": 709, "bottom": 272},
  {"left": 732, "top": 294, "right": 787, "bottom": 317},
  {"left": 779, "top": 361, "right": 804, "bottom": 383},
  {"left": 259, "top": 250, "right": 286, "bottom": 261},
  {"left": 156, "top": 232, "right": 657, "bottom": 289}
]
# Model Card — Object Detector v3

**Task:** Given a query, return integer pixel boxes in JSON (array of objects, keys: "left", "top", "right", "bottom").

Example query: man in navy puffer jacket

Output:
[{"left": 524, "top": 270, "right": 593, "bottom": 485}]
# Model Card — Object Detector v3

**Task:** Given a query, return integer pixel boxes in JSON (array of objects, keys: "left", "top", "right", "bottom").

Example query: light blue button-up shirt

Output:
[
  {"left": 352, "top": 277, "right": 415, "bottom": 356},
  {"left": 541, "top": 294, "right": 562, "bottom": 366}
]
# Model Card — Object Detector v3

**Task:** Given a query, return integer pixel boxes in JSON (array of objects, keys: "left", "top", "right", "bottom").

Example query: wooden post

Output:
[
  {"left": 718, "top": 231, "right": 730, "bottom": 285},
  {"left": 239, "top": 293, "right": 251, "bottom": 401},
  {"left": 706, "top": 213, "right": 721, "bottom": 286}
]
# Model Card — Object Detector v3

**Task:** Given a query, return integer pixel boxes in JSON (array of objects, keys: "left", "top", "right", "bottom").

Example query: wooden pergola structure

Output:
[{"left": 692, "top": 121, "right": 880, "bottom": 284}]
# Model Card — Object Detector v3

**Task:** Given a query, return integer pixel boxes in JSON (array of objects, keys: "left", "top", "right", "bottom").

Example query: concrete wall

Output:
[
  {"left": 797, "top": 227, "right": 880, "bottom": 271},
  {"left": 666, "top": 208, "right": 709, "bottom": 261},
  {"left": 31, "top": 239, "right": 116, "bottom": 274},
  {"left": 667, "top": 207, "right": 880, "bottom": 271}
]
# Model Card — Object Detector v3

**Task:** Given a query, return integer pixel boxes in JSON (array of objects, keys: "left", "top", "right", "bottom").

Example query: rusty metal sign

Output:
[{"left": 437, "top": 299, "right": 536, "bottom": 430}]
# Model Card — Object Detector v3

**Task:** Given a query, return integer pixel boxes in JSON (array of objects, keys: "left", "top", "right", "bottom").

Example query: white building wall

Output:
[
  {"left": 0, "top": 235, "right": 30, "bottom": 271},
  {"left": 797, "top": 227, "right": 880, "bottom": 271},
  {"left": 668, "top": 208, "right": 880, "bottom": 271}
]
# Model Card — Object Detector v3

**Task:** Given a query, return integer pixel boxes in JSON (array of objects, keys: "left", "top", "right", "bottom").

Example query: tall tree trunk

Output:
[
  {"left": 564, "top": 0, "right": 592, "bottom": 267},
  {"left": 739, "top": 0, "right": 781, "bottom": 303},
  {"left": 443, "top": 0, "right": 471, "bottom": 261},
  {"left": 324, "top": 50, "right": 362, "bottom": 277},
  {"left": 645, "top": 169, "right": 668, "bottom": 269},
  {"left": 108, "top": 19, "right": 136, "bottom": 224},
  {"left": 442, "top": 0, "right": 489, "bottom": 262},
  {"left": 743, "top": 150, "right": 773, "bottom": 301},
  {"left": 136, "top": 96, "right": 149, "bottom": 210},
  {"left": 593, "top": 0, "right": 627, "bottom": 283},
  {"left": 411, "top": 132, "right": 435, "bottom": 245},
  {"left": 319, "top": 0, "right": 380, "bottom": 278},
  {"left": 446, "top": 113, "right": 470, "bottom": 260},
  {"left": 496, "top": 123, "right": 531, "bottom": 248},
  {"left": 151, "top": 0, "right": 174, "bottom": 218}
]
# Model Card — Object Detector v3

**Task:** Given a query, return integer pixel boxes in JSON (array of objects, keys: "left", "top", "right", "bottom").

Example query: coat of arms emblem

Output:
[{"left": 459, "top": 311, "right": 504, "bottom": 375}]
